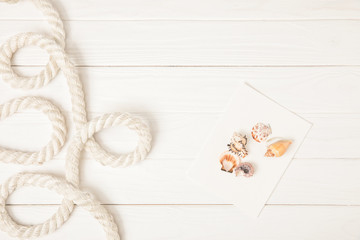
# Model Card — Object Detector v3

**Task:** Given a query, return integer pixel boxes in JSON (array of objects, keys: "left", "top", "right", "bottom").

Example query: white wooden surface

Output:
[{"left": 0, "top": 1, "right": 359, "bottom": 239}]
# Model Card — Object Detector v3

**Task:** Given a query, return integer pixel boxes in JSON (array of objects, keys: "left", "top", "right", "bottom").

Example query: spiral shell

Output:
[
  {"left": 228, "top": 132, "right": 248, "bottom": 158},
  {"left": 251, "top": 123, "right": 272, "bottom": 143},
  {"left": 264, "top": 140, "right": 292, "bottom": 157},
  {"left": 219, "top": 151, "right": 240, "bottom": 173},
  {"left": 234, "top": 162, "right": 254, "bottom": 177}
]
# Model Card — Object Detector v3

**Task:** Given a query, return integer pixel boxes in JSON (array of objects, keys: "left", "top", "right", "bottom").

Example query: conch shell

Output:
[
  {"left": 251, "top": 123, "right": 272, "bottom": 143},
  {"left": 234, "top": 162, "right": 254, "bottom": 177},
  {"left": 219, "top": 151, "right": 240, "bottom": 173},
  {"left": 227, "top": 132, "right": 248, "bottom": 158},
  {"left": 265, "top": 140, "right": 292, "bottom": 157}
]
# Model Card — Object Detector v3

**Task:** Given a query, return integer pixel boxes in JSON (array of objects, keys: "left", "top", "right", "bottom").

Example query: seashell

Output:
[
  {"left": 227, "top": 132, "right": 248, "bottom": 158},
  {"left": 230, "top": 132, "right": 247, "bottom": 146},
  {"left": 251, "top": 123, "right": 272, "bottom": 143},
  {"left": 264, "top": 140, "right": 292, "bottom": 157},
  {"left": 234, "top": 162, "right": 254, "bottom": 177},
  {"left": 219, "top": 151, "right": 241, "bottom": 173}
]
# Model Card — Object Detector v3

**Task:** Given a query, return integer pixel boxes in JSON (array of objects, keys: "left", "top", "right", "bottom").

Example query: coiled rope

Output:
[{"left": 0, "top": 0, "right": 152, "bottom": 239}]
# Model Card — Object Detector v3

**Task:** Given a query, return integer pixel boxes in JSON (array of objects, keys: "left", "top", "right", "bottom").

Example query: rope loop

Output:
[
  {"left": 0, "top": 173, "right": 119, "bottom": 239},
  {"left": 0, "top": 96, "right": 67, "bottom": 165},
  {"left": 0, "top": 33, "right": 60, "bottom": 89},
  {"left": 0, "top": 0, "right": 65, "bottom": 89},
  {"left": 0, "top": 0, "right": 152, "bottom": 239}
]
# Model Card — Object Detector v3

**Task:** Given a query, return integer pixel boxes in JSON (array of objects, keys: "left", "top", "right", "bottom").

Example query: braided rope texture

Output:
[{"left": 0, "top": 0, "right": 152, "bottom": 239}]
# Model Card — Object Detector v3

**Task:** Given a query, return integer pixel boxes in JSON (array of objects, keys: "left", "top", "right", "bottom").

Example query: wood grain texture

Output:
[
  {"left": 0, "top": 205, "right": 359, "bottom": 240},
  {"left": 1, "top": 0, "right": 360, "bottom": 20},
  {"left": 1, "top": 67, "right": 359, "bottom": 114},
  {"left": 1, "top": 68, "right": 360, "bottom": 159},
  {"left": 0, "top": 21, "right": 359, "bottom": 66},
  {"left": 0, "top": 157, "right": 359, "bottom": 205},
  {"left": 0, "top": 1, "right": 358, "bottom": 239},
  {"left": 0, "top": 111, "right": 357, "bottom": 159}
]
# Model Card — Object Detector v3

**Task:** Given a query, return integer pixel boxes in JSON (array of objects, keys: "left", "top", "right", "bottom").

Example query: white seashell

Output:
[{"left": 251, "top": 123, "right": 272, "bottom": 143}]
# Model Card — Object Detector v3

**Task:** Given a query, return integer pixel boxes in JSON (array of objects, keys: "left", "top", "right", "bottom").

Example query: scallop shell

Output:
[
  {"left": 219, "top": 151, "right": 241, "bottom": 173},
  {"left": 234, "top": 162, "right": 254, "bottom": 177},
  {"left": 264, "top": 140, "right": 292, "bottom": 157},
  {"left": 251, "top": 123, "right": 272, "bottom": 143}
]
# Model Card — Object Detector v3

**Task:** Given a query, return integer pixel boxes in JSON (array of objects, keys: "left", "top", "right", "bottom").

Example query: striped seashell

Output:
[
  {"left": 219, "top": 151, "right": 241, "bottom": 173},
  {"left": 228, "top": 132, "right": 248, "bottom": 158}
]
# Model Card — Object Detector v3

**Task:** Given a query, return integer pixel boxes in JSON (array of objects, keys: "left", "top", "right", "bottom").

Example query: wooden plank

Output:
[
  {"left": 0, "top": 67, "right": 359, "bottom": 158},
  {"left": 0, "top": 21, "right": 359, "bottom": 66},
  {"left": 0, "top": 205, "right": 358, "bottom": 240},
  {"left": 1, "top": 0, "right": 360, "bottom": 20},
  {"left": 0, "top": 139, "right": 359, "bottom": 205},
  {"left": 0, "top": 110, "right": 358, "bottom": 159},
  {"left": 299, "top": 114, "right": 360, "bottom": 159},
  {"left": 1, "top": 67, "right": 359, "bottom": 114}
]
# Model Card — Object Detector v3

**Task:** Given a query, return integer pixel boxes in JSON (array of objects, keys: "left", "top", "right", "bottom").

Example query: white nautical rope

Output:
[
  {"left": 0, "top": 0, "right": 152, "bottom": 239},
  {"left": 0, "top": 96, "right": 67, "bottom": 165}
]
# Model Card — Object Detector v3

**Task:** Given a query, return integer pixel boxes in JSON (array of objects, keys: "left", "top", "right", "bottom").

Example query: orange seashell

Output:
[
  {"left": 264, "top": 140, "right": 292, "bottom": 157},
  {"left": 219, "top": 151, "right": 240, "bottom": 173},
  {"left": 251, "top": 123, "right": 272, "bottom": 143}
]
